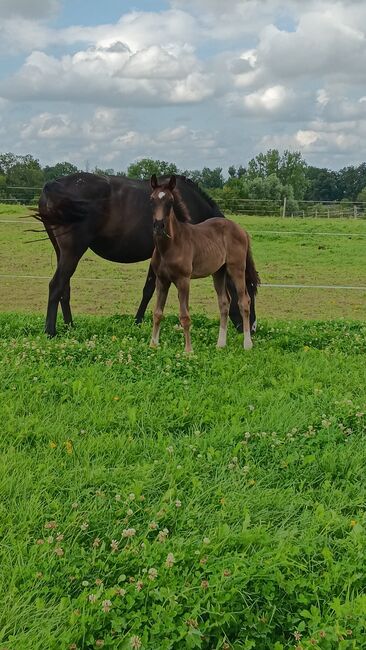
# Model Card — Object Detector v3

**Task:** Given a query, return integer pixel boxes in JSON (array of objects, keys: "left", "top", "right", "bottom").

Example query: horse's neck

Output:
[
  {"left": 154, "top": 209, "right": 181, "bottom": 255},
  {"left": 169, "top": 208, "right": 183, "bottom": 239}
]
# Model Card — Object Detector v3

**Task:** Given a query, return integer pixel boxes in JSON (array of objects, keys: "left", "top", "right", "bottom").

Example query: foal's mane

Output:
[{"left": 172, "top": 188, "right": 192, "bottom": 223}]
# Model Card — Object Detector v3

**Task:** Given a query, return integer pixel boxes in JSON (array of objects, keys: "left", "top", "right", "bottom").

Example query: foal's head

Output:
[{"left": 150, "top": 174, "right": 190, "bottom": 236}]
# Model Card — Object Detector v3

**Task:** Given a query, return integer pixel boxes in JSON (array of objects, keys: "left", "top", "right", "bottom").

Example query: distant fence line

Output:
[
  {"left": 1, "top": 185, "right": 366, "bottom": 219},
  {"left": 217, "top": 197, "right": 366, "bottom": 219}
]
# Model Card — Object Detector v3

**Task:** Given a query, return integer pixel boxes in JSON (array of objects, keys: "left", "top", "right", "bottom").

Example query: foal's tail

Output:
[{"left": 246, "top": 241, "right": 260, "bottom": 294}]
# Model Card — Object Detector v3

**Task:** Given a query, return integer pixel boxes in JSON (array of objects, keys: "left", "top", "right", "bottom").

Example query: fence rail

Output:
[
  {"left": 1, "top": 186, "right": 366, "bottom": 219},
  {"left": 216, "top": 198, "right": 366, "bottom": 219}
]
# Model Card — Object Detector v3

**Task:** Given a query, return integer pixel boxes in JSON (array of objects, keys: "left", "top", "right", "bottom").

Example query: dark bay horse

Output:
[
  {"left": 37, "top": 172, "right": 259, "bottom": 336},
  {"left": 150, "top": 175, "right": 257, "bottom": 352}
]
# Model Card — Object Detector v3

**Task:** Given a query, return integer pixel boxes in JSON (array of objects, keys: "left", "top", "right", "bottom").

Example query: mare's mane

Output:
[
  {"left": 172, "top": 188, "right": 192, "bottom": 223},
  {"left": 179, "top": 176, "right": 223, "bottom": 216}
]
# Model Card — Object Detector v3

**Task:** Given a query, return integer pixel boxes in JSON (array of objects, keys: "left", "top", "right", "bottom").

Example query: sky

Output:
[{"left": 0, "top": 0, "right": 366, "bottom": 173}]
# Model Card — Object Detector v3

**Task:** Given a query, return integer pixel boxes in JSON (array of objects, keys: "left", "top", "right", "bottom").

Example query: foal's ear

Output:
[
  {"left": 168, "top": 175, "right": 176, "bottom": 191},
  {"left": 151, "top": 174, "right": 158, "bottom": 189}
]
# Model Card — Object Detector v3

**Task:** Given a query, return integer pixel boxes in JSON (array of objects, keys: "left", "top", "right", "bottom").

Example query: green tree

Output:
[
  {"left": 247, "top": 149, "right": 307, "bottom": 199},
  {"left": 200, "top": 167, "right": 224, "bottom": 189},
  {"left": 337, "top": 163, "right": 366, "bottom": 201},
  {"left": 247, "top": 149, "right": 281, "bottom": 179},
  {"left": 181, "top": 169, "right": 203, "bottom": 185},
  {"left": 43, "top": 162, "right": 79, "bottom": 181},
  {"left": 305, "top": 166, "right": 339, "bottom": 201},
  {"left": 0, "top": 152, "right": 18, "bottom": 176},
  {"left": 278, "top": 150, "right": 307, "bottom": 199},
  {"left": 127, "top": 158, "right": 178, "bottom": 180},
  {"left": 6, "top": 155, "right": 44, "bottom": 187},
  {"left": 93, "top": 166, "right": 115, "bottom": 176},
  {"left": 356, "top": 186, "right": 366, "bottom": 202}
]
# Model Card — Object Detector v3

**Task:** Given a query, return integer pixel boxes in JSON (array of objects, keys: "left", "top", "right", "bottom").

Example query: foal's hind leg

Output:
[
  {"left": 227, "top": 265, "right": 252, "bottom": 350},
  {"left": 150, "top": 277, "right": 170, "bottom": 347},
  {"left": 212, "top": 268, "right": 231, "bottom": 348}
]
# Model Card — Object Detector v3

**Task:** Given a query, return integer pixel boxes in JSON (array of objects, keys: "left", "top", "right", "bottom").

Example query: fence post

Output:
[
  {"left": 354, "top": 205, "right": 357, "bottom": 219},
  {"left": 282, "top": 196, "right": 287, "bottom": 218}
]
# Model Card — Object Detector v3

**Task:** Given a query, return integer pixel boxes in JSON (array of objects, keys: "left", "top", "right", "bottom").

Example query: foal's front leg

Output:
[
  {"left": 150, "top": 278, "right": 170, "bottom": 347},
  {"left": 176, "top": 277, "right": 192, "bottom": 353}
]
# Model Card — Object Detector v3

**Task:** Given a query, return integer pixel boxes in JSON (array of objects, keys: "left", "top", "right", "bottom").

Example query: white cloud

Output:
[
  {"left": 1, "top": 0, "right": 366, "bottom": 169},
  {"left": 0, "top": 8, "right": 198, "bottom": 55},
  {"left": 2, "top": 41, "right": 214, "bottom": 107},
  {"left": 0, "top": 0, "right": 59, "bottom": 19},
  {"left": 296, "top": 130, "right": 319, "bottom": 147},
  {"left": 244, "top": 85, "right": 289, "bottom": 112}
]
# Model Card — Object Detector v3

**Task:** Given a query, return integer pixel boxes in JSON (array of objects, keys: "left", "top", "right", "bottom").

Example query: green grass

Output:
[
  {"left": 1, "top": 313, "right": 366, "bottom": 649},
  {"left": 1, "top": 206, "right": 366, "bottom": 320}
]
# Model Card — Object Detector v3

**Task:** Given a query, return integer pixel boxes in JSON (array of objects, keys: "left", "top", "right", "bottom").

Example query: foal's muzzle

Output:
[{"left": 153, "top": 220, "right": 166, "bottom": 235}]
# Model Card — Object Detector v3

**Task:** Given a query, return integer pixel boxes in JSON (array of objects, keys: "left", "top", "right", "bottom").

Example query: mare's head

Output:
[{"left": 150, "top": 174, "right": 191, "bottom": 236}]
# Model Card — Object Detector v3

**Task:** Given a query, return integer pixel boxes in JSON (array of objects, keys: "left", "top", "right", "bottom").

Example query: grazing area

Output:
[
  {"left": 0, "top": 205, "right": 366, "bottom": 321},
  {"left": 0, "top": 314, "right": 365, "bottom": 649}
]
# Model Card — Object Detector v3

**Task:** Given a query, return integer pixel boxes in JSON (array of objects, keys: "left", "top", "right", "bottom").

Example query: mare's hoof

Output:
[
  {"left": 149, "top": 341, "right": 158, "bottom": 349},
  {"left": 244, "top": 339, "right": 253, "bottom": 350}
]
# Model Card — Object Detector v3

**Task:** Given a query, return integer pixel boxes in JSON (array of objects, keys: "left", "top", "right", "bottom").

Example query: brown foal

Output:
[{"left": 149, "top": 174, "right": 257, "bottom": 353}]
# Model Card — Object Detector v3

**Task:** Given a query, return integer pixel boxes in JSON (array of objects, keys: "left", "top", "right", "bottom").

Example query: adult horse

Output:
[{"left": 37, "top": 172, "right": 259, "bottom": 337}]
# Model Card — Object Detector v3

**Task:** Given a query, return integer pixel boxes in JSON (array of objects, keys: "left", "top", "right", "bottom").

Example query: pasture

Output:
[
  {"left": 0, "top": 206, "right": 366, "bottom": 648},
  {"left": 1, "top": 204, "right": 366, "bottom": 320}
]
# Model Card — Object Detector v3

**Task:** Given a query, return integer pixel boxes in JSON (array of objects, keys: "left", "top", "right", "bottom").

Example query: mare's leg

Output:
[
  {"left": 46, "top": 227, "right": 73, "bottom": 326},
  {"left": 227, "top": 265, "right": 252, "bottom": 350},
  {"left": 176, "top": 277, "right": 192, "bottom": 353},
  {"left": 227, "top": 276, "right": 243, "bottom": 333},
  {"left": 150, "top": 278, "right": 170, "bottom": 347},
  {"left": 248, "top": 282, "right": 257, "bottom": 333},
  {"left": 60, "top": 283, "right": 73, "bottom": 326},
  {"left": 135, "top": 264, "right": 156, "bottom": 325},
  {"left": 227, "top": 275, "right": 257, "bottom": 334},
  {"left": 212, "top": 268, "right": 231, "bottom": 348},
  {"left": 45, "top": 244, "right": 86, "bottom": 337}
]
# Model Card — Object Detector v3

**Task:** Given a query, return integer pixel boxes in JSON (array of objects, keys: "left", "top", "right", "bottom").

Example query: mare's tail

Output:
[
  {"left": 246, "top": 241, "right": 260, "bottom": 294},
  {"left": 34, "top": 174, "right": 111, "bottom": 227}
]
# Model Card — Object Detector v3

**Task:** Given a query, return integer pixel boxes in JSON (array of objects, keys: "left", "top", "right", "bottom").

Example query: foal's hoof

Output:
[
  {"left": 216, "top": 342, "right": 226, "bottom": 349},
  {"left": 45, "top": 330, "right": 56, "bottom": 338},
  {"left": 149, "top": 341, "right": 158, "bottom": 349}
]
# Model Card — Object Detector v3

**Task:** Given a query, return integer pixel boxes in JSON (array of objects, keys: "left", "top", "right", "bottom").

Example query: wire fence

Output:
[
  {"left": 0, "top": 274, "right": 365, "bottom": 292},
  {"left": 1, "top": 186, "right": 366, "bottom": 219},
  {"left": 1, "top": 198, "right": 365, "bottom": 294},
  {"left": 217, "top": 197, "right": 366, "bottom": 219}
]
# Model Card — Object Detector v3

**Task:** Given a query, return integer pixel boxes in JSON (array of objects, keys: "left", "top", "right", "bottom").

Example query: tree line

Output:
[{"left": 1, "top": 150, "right": 366, "bottom": 209}]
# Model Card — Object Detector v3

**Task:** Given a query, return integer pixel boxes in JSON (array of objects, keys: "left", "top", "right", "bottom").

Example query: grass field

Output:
[
  {"left": 0, "top": 313, "right": 366, "bottom": 649},
  {"left": 1, "top": 204, "right": 366, "bottom": 321},
  {"left": 1, "top": 205, "right": 366, "bottom": 648}
]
